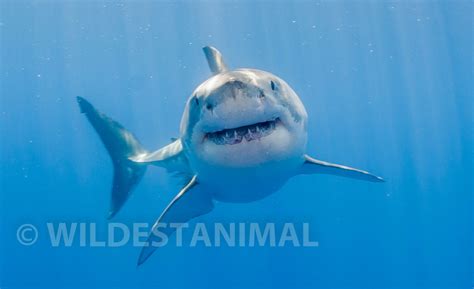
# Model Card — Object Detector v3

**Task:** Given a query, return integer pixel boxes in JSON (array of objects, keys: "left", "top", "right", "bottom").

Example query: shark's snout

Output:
[
  {"left": 213, "top": 79, "right": 261, "bottom": 101},
  {"left": 226, "top": 79, "right": 246, "bottom": 89}
]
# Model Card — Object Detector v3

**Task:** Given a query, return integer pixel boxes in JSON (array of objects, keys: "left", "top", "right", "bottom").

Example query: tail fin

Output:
[{"left": 77, "top": 96, "right": 147, "bottom": 219}]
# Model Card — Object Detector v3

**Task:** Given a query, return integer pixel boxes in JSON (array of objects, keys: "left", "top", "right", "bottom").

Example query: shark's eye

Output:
[
  {"left": 270, "top": 81, "right": 277, "bottom": 91},
  {"left": 206, "top": 103, "right": 214, "bottom": 110},
  {"left": 259, "top": 90, "right": 265, "bottom": 99}
]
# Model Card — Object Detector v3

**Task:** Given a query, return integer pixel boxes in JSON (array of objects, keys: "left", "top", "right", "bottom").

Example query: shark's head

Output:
[{"left": 180, "top": 48, "right": 307, "bottom": 170}]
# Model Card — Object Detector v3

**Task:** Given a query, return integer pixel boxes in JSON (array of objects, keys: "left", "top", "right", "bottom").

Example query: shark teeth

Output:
[{"left": 206, "top": 118, "right": 279, "bottom": 145}]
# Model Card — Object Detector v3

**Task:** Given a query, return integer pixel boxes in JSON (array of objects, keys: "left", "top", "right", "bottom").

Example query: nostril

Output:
[{"left": 259, "top": 91, "right": 265, "bottom": 99}]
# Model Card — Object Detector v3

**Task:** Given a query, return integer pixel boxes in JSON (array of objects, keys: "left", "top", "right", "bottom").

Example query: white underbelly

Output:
[{"left": 195, "top": 156, "right": 303, "bottom": 203}]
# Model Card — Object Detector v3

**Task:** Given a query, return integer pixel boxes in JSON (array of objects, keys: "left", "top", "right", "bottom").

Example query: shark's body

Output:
[{"left": 77, "top": 46, "right": 383, "bottom": 266}]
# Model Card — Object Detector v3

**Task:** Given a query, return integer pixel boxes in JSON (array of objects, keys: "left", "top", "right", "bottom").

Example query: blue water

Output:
[{"left": 0, "top": 1, "right": 472, "bottom": 288}]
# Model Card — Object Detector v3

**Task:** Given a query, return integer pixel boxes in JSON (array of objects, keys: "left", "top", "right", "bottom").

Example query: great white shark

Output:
[{"left": 77, "top": 46, "right": 384, "bottom": 266}]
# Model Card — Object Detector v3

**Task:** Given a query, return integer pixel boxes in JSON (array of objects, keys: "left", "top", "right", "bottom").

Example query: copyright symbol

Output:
[{"left": 17, "top": 224, "right": 38, "bottom": 246}]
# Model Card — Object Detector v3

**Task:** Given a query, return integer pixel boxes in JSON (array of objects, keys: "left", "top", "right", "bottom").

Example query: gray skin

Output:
[
  {"left": 179, "top": 68, "right": 308, "bottom": 203},
  {"left": 77, "top": 46, "right": 384, "bottom": 266}
]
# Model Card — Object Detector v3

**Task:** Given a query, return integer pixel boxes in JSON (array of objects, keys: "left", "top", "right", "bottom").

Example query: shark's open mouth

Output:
[{"left": 206, "top": 118, "right": 280, "bottom": 145}]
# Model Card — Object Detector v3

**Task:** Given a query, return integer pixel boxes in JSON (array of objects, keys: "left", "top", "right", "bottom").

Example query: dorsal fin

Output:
[{"left": 203, "top": 46, "right": 228, "bottom": 75}]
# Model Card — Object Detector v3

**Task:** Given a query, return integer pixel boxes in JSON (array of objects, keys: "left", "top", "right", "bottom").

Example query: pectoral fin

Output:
[
  {"left": 301, "top": 154, "right": 384, "bottom": 183},
  {"left": 137, "top": 176, "right": 214, "bottom": 266}
]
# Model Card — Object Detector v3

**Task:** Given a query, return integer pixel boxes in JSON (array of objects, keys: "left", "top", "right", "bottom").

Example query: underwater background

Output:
[{"left": 0, "top": 1, "right": 472, "bottom": 289}]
